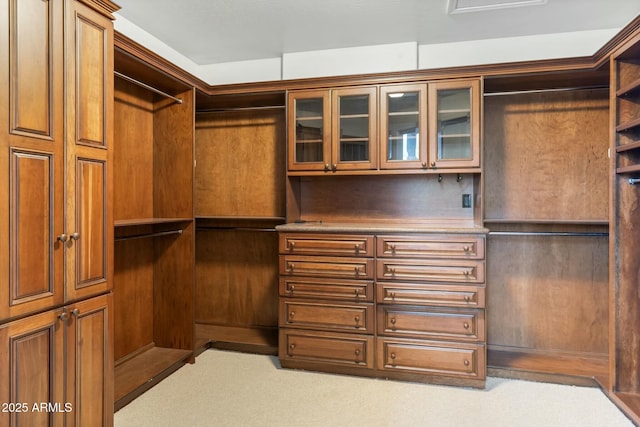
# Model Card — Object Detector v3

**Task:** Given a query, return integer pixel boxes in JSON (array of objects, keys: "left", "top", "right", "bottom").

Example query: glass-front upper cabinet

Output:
[
  {"left": 287, "top": 87, "right": 376, "bottom": 172},
  {"left": 379, "top": 84, "right": 428, "bottom": 169},
  {"left": 288, "top": 89, "right": 331, "bottom": 171},
  {"left": 428, "top": 80, "right": 480, "bottom": 169}
]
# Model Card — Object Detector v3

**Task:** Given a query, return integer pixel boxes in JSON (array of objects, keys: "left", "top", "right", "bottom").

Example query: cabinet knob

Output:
[
  {"left": 59, "top": 311, "right": 68, "bottom": 322},
  {"left": 354, "top": 288, "right": 361, "bottom": 298},
  {"left": 463, "top": 322, "right": 470, "bottom": 330},
  {"left": 287, "top": 263, "right": 295, "bottom": 272},
  {"left": 331, "top": 164, "right": 337, "bottom": 172},
  {"left": 57, "top": 234, "right": 68, "bottom": 243},
  {"left": 289, "top": 311, "right": 295, "bottom": 319},
  {"left": 288, "top": 241, "right": 296, "bottom": 251},
  {"left": 70, "top": 232, "right": 80, "bottom": 241},
  {"left": 463, "top": 270, "right": 471, "bottom": 277},
  {"left": 355, "top": 349, "right": 361, "bottom": 356},
  {"left": 390, "top": 353, "right": 396, "bottom": 360},
  {"left": 464, "top": 360, "right": 470, "bottom": 366},
  {"left": 389, "top": 291, "right": 396, "bottom": 300},
  {"left": 464, "top": 295, "right": 471, "bottom": 303},
  {"left": 430, "top": 161, "right": 436, "bottom": 167},
  {"left": 324, "top": 164, "right": 331, "bottom": 172},
  {"left": 289, "top": 284, "right": 295, "bottom": 293},
  {"left": 388, "top": 243, "right": 396, "bottom": 254},
  {"left": 463, "top": 245, "right": 470, "bottom": 252},
  {"left": 354, "top": 244, "right": 361, "bottom": 254},
  {"left": 421, "top": 162, "right": 427, "bottom": 169},
  {"left": 71, "top": 308, "right": 80, "bottom": 317},
  {"left": 354, "top": 315, "right": 360, "bottom": 326}
]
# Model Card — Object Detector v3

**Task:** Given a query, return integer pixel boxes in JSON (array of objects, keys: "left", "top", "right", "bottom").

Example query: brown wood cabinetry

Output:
[
  {"left": 375, "top": 233, "right": 486, "bottom": 387},
  {"left": 0, "top": 0, "right": 116, "bottom": 424},
  {"left": 278, "top": 233, "right": 376, "bottom": 372},
  {"left": 278, "top": 231, "right": 487, "bottom": 387},
  {"left": 288, "top": 87, "right": 377, "bottom": 172},
  {"left": 609, "top": 27, "right": 640, "bottom": 423}
]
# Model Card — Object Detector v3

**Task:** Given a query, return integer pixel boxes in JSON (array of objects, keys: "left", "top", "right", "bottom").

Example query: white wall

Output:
[{"left": 114, "top": 13, "right": 618, "bottom": 86}]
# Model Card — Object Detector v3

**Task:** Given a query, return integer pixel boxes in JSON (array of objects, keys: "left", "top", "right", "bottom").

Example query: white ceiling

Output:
[{"left": 115, "top": 0, "right": 640, "bottom": 66}]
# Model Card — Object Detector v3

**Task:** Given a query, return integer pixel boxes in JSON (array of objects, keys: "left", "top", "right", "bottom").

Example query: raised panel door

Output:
[
  {"left": 65, "top": 294, "right": 113, "bottom": 427},
  {"left": 64, "top": 0, "right": 113, "bottom": 301},
  {"left": 0, "top": 308, "right": 65, "bottom": 426},
  {"left": 1, "top": 0, "right": 65, "bottom": 320}
]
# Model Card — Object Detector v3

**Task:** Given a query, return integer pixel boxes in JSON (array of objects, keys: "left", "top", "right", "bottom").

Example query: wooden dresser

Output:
[{"left": 278, "top": 226, "right": 487, "bottom": 388}]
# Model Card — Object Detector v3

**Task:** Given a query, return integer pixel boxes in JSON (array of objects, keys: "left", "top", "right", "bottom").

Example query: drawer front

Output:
[
  {"left": 280, "top": 329, "right": 374, "bottom": 368},
  {"left": 280, "top": 300, "right": 374, "bottom": 333},
  {"left": 377, "top": 338, "right": 485, "bottom": 379},
  {"left": 280, "top": 233, "right": 374, "bottom": 257},
  {"left": 281, "top": 255, "right": 374, "bottom": 279},
  {"left": 377, "top": 235, "right": 485, "bottom": 259},
  {"left": 377, "top": 306, "right": 484, "bottom": 341},
  {"left": 377, "top": 259, "right": 484, "bottom": 283},
  {"left": 377, "top": 282, "right": 485, "bottom": 308},
  {"left": 280, "top": 277, "right": 374, "bottom": 302}
]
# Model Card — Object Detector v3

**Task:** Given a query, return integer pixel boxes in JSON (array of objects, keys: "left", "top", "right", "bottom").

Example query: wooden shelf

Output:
[
  {"left": 115, "top": 346, "right": 192, "bottom": 410},
  {"left": 616, "top": 140, "right": 640, "bottom": 153},
  {"left": 617, "top": 164, "right": 640, "bottom": 174},
  {"left": 617, "top": 77, "right": 640, "bottom": 97},
  {"left": 616, "top": 117, "right": 640, "bottom": 133},
  {"left": 114, "top": 217, "right": 193, "bottom": 227}
]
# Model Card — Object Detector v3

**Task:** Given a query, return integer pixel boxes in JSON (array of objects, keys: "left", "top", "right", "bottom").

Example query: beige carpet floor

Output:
[{"left": 114, "top": 349, "right": 632, "bottom": 427}]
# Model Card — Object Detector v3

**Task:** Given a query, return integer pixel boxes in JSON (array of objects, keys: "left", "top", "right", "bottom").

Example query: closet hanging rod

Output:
[
  {"left": 115, "top": 229, "right": 183, "bottom": 242},
  {"left": 114, "top": 71, "right": 183, "bottom": 104},
  {"left": 483, "top": 85, "right": 609, "bottom": 97},
  {"left": 489, "top": 231, "right": 608, "bottom": 237},
  {"left": 196, "top": 105, "right": 286, "bottom": 113},
  {"left": 196, "top": 226, "right": 277, "bottom": 232}
]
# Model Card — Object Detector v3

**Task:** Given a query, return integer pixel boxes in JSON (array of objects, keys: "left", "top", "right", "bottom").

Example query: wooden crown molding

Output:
[{"left": 78, "top": 0, "right": 120, "bottom": 19}]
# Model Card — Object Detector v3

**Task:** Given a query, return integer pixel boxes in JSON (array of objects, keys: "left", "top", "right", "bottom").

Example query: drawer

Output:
[
  {"left": 377, "top": 306, "right": 485, "bottom": 341},
  {"left": 377, "top": 338, "right": 485, "bottom": 379},
  {"left": 280, "top": 277, "right": 374, "bottom": 302},
  {"left": 377, "top": 282, "right": 485, "bottom": 308},
  {"left": 376, "top": 259, "right": 484, "bottom": 283},
  {"left": 377, "top": 235, "right": 485, "bottom": 259},
  {"left": 280, "top": 255, "right": 374, "bottom": 279},
  {"left": 280, "top": 329, "right": 374, "bottom": 368},
  {"left": 280, "top": 233, "right": 374, "bottom": 257},
  {"left": 280, "top": 300, "right": 374, "bottom": 333}
]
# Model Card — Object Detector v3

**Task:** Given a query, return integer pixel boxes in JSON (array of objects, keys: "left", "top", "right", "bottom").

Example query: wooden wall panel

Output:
[
  {"left": 195, "top": 109, "right": 286, "bottom": 218},
  {"left": 113, "top": 78, "right": 154, "bottom": 221},
  {"left": 484, "top": 90, "right": 609, "bottom": 222},
  {"left": 113, "top": 239, "right": 154, "bottom": 361},
  {"left": 153, "top": 89, "right": 194, "bottom": 220},
  {"left": 195, "top": 229, "right": 279, "bottom": 328},
  {"left": 487, "top": 234, "right": 608, "bottom": 355},
  {"left": 297, "top": 174, "right": 476, "bottom": 224}
]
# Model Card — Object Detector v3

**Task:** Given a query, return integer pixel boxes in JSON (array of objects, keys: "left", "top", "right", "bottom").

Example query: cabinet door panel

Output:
[
  {"left": 0, "top": 309, "right": 65, "bottom": 426},
  {"left": 65, "top": 294, "right": 113, "bottom": 427},
  {"left": 70, "top": 4, "right": 109, "bottom": 147},
  {"left": 288, "top": 90, "right": 331, "bottom": 171},
  {"left": 9, "top": 0, "right": 58, "bottom": 138}
]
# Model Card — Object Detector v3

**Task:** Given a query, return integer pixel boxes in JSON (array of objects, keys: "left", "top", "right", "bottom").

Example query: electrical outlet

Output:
[{"left": 462, "top": 194, "right": 472, "bottom": 208}]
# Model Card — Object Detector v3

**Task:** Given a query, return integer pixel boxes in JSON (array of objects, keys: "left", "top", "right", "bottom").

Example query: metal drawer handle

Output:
[
  {"left": 354, "top": 244, "right": 361, "bottom": 254},
  {"left": 288, "top": 241, "right": 296, "bottom": 251},
  {"left": 389, "top": 291, "right": 396, "bottom": 300},
  {"left": 57, "top": 234, "right": 68, "bottom": 243},
  {"left": 463, "top": 245, "right": 471, "bottom": 252},
  {"left": 464, "top": 295, "right": 471, "bottom": 302},
  {"left": 463, "top": 270, "right": 471, "bottom": 276},
  {"left": 287, "top": 263, "right": 295, "bottom": 272},
  {"left": 354, "top": 267, "right": 363, "bottom": 277},
  {"left": 388, "top": 243, "right": 396, "bottom": 254}
]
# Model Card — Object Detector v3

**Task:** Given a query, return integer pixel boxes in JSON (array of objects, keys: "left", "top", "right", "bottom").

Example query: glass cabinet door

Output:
[
  {"left": 380, "top": 84, "right": 428, "bottom": 169},
  {"left": 331, "top": 87, "right": 377, "bottom": 171},
  {"left": 428, "top": 80, "right": 480, "bottom": 168},
  {"left": 287, "top": 90, "right": 331, "bottom": 171}
]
